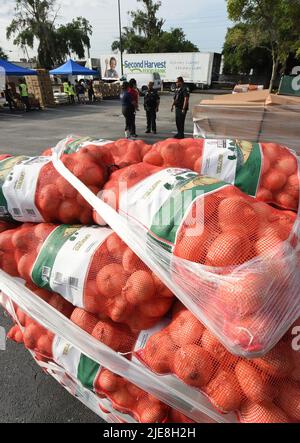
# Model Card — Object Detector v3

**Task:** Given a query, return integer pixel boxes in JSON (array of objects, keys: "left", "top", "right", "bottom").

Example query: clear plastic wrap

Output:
[
  {"left": 0, "top": 223, "right": 173, "bottom": 331},
  {"left": 42, "top": 135, "right": 151, "bottom": 169},
  {"left": 0, "top": 274, "right": 227, "bottom": 423},
  {"left": 2, "top": 278, "right": 299, "bottom": 423},
  {"left": 192, "top": 92, "right": 300, "bottom": 152},
  {"left": 51, "top": 142, "right": 300, "bottom": 358},
  {"left": 143, "top": 138, "right": 300, "bottom": 213},
  {"left": 0, "top": 147, "right": 113, "bottom": 224},
  {"left": 134, "top": 302, "right": 300, "bottom": 423}
]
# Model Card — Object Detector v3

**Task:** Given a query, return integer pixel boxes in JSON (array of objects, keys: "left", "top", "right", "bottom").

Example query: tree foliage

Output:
[
  {"left": 0, "top": 47, "right": 8, "bottom": 60},
  {"left": 7, "top": 0, "right": 92, "bottom": 69},
  {"left": 226, "top": 0, "right": 300, "bottom": 90},
  {"left": 112, "top": 0, "right": 198, "bottom": 53},
  {"left": 223, "top": 23, "right": 272, "bottom": 76}
]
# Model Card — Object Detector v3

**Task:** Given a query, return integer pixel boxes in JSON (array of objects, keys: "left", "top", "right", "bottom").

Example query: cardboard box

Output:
[{"left": 193, "top": 92, "right": 300, "bottom": 152}]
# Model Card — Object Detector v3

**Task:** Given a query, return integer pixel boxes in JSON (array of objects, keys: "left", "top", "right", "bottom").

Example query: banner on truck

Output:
[{"left": 101, "top": 53, "right": 213, "bottom": 84}]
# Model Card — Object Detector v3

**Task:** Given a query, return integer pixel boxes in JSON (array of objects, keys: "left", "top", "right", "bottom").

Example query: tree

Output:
[
  {"left": 0, "top": 47, "right": 8, "bottom": 60},
  {"left": 227, "top": 0, "right": 300, "bottom": 91},
  {"left": 7, "top": 0, "right": 92, "bottom": 69},
  {"left": 130, "top": 0, "right": 165, "bottom": 39},
  {"left": 55, "top": 17, "right": 93, "bottom": 61},
  {"left": 112, "top": 0, "right": 198, "bottom": 53},
  {"left": 223, "top": 24, "right": 272, "bottom": 77}
]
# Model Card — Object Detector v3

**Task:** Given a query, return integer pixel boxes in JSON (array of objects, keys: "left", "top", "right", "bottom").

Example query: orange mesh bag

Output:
[
  {"left": 4, "top": 285, "right": 74, "bottom": 362},
  {"left": 143, "top": 139, "right": 300, "bottom": 213},
  {"left": 70, "top": 308, "right": 171, "bottom": 423},
  {"left": 143, "top": 138, "right": 203, "bottom": 170},
  {"left": 5, "top": 297, "right": 172, "bottom": 424},
  {"left": 0, "top": 223, "right": 174, "bottom": 331},
  {"left": 94, "top": 370, "right": 170, "bottom": 423},
  {"left": 0, "top": 146, "right": 113, "bottom": 224},
  {"left": 135, "top": 303, "right": 300, "bottom": 423},
  {"left": 42, "top": 135, "right": 151, "bottom": 169},
  {"left": 96, "top": 163, "right": 299, "bottom": 355}
]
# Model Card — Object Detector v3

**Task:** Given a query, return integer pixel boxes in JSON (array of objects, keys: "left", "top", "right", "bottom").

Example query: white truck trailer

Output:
[{"left": 100, "top": 52, "right": 221, "bottom": 91}]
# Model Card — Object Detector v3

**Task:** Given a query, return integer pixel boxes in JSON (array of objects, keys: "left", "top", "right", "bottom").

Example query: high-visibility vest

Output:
[
  {"left": 68, "top": 85, "right": 75, "bottom": 96},
  {"left": 19, "top": 83, "right": 28, "bottom": 97},
  {"left": 63, "top": 82, "right": 69, "bottom": 94}
]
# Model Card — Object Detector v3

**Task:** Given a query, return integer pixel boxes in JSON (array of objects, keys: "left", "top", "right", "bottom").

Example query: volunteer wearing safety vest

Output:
[
  {"left": 63, "top": 80, "right": 70, "bottom": 103},
  {"left": 18, "top": 79, "right": 30, "bottom": 112},
  {"left": 68, "top": 81, "right": 76, "bottom": 104}
]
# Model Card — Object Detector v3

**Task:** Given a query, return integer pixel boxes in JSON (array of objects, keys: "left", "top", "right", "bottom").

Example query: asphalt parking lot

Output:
[
  {"left": 0, "top": 92, "right": 215, "bottom": 155},
  {"left": 0, "top": 92, "right": 217, "bottom": 423}
]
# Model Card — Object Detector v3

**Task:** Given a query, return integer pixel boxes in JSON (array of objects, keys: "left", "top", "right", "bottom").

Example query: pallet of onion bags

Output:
[
  {"left": 0, "top": 274, "right": 224, "bottom": 423},
  {"left": 2, "top": 277, "right": 299, "bottom": 424},
  {"left": 0, "top": 135, "right": 149, "bottom": 225},
  {"left": 52, "top": 139, "right": 300, "bottom": 358}
]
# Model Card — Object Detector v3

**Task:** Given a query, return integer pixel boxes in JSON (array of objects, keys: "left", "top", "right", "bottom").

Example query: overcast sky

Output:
[{"left": 0, "top": 0, "right": 233, "bottom": 60}]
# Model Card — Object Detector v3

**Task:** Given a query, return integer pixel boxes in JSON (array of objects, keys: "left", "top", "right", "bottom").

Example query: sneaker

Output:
[
  {"left": 145, "top": 130, "right": 151, "bottom": 134},
  {"left": 125, "top": 131, "right": 129, "bottom": 138}
]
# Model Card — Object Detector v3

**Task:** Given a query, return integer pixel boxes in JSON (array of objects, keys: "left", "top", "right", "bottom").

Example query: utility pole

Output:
[{"left": 118, "top": 0, "right": 124, "bottom": 76}]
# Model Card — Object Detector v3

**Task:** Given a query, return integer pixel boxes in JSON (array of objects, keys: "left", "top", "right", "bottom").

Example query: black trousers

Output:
[
  {"left": 122, "top": 105, "right": 135, "bottom": 134},
  {"left": 21, "top": 96, "right": 30, "bottom": 111},
  {"left": 146, "top": 109, "right": 157, "bottom": 132},
  {"left": 7, "top": 98, "right": 16, "bottom": 112},
  {"left": 175, "top": 108, "right": 187, "bottom": 138},
  {"left": 88, "top": 91, "right": 94, "bottom": 102}
]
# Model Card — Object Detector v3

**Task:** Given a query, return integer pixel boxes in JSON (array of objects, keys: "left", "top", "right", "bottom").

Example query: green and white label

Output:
[
  {"left": 119, "top": 168, "right": 199, "bottom": 229},
  {"left": 61, "top": 136, "right": 113, "bottom": 154},
  {"left": 0, "top": 155, "right": 28, "bottom": 218},
  {"left": 119, "top": 168, "right": 227, "bottom": 250},
  {"left": 52, "top": 336, "right": 101, "bottom": 391},
  {"left": 200, "top": 139, "right": 263, "bottom": 198},
  {"left": 31, "top": 225, "right": 112, "bottom": 307},
  {"left": 2, "top": 156, "right": 51, "bottom": 222},
  {"left": 201, "top": 139, "right": 244, "bottom": 184}
]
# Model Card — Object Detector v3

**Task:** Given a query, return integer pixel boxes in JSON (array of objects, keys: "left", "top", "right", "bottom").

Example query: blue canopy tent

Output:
[
  {"left": 0, "top": 58, "right": 37, "bottom": 76},
  {"left": 49, "top": 59, "right": 98, "bottom": 76}
]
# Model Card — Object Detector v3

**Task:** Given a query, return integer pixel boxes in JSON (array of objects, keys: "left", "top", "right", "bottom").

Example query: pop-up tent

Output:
[
  {"left": 0, "top": 58, "right": 37, "bottom": 76},
  {"left": 49, "top": 59, "right": 98, "bottom": 76}
]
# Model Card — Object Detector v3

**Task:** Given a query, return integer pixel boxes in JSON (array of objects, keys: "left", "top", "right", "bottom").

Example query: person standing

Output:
[
  {"left": 144, "top": 82, "right": 160, "bottom": 134},
  {"left": 4, "top": 83, "right": 16, "bottom": 112},
  {"left": 171, "top": 77, "right": 190, "bottom": 139},
  {"left": 75, "top": 80, "right": 80, "bottom": 103},
  {"left": 78, "top": 80, "right": 86, "bottom": 104},
  {"left": 63, "top": 79, "right": 70, "bottom": 103},
  {"left": 68, "top": 81, "right": 76, "bottom": 104},
  {"left": 88, "top": 80, "right": 95, "bottom": 103},
  {"left": 121, "top": 82, "right": 134, "bottom": 139},
  {"left": 18, "top": 78, "right": 31, "bottom": 112},
  {"left": 128, "top": 78, "right": 139, "bottom": 138}
]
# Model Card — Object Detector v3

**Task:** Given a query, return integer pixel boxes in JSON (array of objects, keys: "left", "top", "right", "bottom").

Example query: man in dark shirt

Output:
[
  {"left": 144, "top": 82, "right": 160, "bottom": 134},
  {"left": 171, "top": 76, "right": 190, "bottom": 139},
  {"left": 121, "top": 81, "right": 134, "bottom": 138}
]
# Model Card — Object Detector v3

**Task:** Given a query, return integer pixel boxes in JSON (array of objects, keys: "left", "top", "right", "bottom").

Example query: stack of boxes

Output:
[
  {"left": 25, "top": 69, "right": 55, "bottom": 108},
  {"left": 93, "top": 81, "right": 121, "bottom": 99}
]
